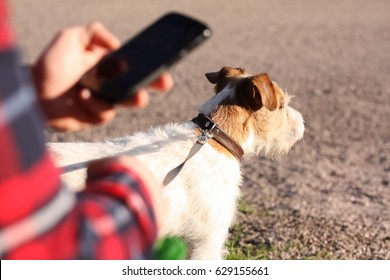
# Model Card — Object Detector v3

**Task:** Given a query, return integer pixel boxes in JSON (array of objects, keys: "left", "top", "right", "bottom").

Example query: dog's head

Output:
[{"left": 200, "top": 66, "right": 304, "bottom": 157}]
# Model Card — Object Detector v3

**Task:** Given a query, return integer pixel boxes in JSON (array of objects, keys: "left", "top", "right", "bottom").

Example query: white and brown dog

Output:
[{"left": 49, "top": 67, "right": 304, "bottom": 259}]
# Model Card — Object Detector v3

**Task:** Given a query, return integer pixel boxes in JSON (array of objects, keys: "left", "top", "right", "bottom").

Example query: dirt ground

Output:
[{"left": 10, "top": 0, "right": 390, "bottom": 259}]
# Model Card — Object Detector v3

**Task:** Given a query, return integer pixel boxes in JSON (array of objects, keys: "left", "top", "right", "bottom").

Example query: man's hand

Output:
[{"left": 32, "top": 22, "right": 173, "bottom": 132}]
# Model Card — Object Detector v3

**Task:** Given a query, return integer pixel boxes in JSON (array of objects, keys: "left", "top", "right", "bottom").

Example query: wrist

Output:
[{"left": 30, "top": 62, "right": 65, "bottom": 130}]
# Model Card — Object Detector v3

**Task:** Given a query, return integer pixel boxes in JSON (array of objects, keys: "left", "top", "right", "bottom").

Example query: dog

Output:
[{"left": 49, "top": 67, "right": 305, "bottom": 259}]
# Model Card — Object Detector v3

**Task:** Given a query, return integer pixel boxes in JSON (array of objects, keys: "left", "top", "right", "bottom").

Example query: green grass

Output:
[
  {"left": 227, "top": 223, "right": 335, "bottom": 260},
  {"left": 226, "top": 200, "right": 273, "bottom": 260},
  {"left": 227, "top": 199, "right": 336, "bottom": 260},
  {"left": 226, "top": 223, "right": 273, "bottom": 260},
  {"left": 302, "top": 251, "right": 335, "bottom": 260},
  {"left": 236, "top": 199, "right": 255, "bottom": 215}
]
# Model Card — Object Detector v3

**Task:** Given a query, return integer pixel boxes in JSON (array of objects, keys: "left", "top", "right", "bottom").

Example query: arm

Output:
[{"left": 0, "top": 3, "right": 168, "bottom": 259}]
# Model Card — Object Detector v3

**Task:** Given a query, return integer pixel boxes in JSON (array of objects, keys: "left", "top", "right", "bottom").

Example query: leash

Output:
[
  {"left": 162, "top": 123, "right": 213, "bottom": 186},
  {"left": 162, "top": 113, "right": 244, "bottom": 186}
]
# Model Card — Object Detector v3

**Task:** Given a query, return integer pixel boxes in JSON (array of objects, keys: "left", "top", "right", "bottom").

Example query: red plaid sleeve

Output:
[
  {"left": 0, "top": 0, "right": 13, "bottom": 51},
  {"left": 76, "top": 163, "right": 157, "bottom": 259},
  {"left": 0, "top": 0, "right": 157, "bottom": 259}
]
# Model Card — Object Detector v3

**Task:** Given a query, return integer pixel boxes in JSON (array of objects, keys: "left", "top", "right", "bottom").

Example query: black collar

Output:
[{"left": 192, "top": 113, "right": 244, "bottom": 160}]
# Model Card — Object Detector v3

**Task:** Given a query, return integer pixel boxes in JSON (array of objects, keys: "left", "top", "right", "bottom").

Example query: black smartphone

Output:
[{"left": 79, "top": 12, "right": 212, "bottom": 103}]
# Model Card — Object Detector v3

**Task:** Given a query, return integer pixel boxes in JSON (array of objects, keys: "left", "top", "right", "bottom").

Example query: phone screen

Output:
[{"left": 80, "top": 13, "right": 211, "bottom": 103}]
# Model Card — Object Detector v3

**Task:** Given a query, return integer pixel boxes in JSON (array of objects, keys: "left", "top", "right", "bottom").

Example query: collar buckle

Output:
[
  {"left": 197, "top": 130, "right": 213, "bottom": 145},
  {"left": 192, "top": 113, "right": 244, "bottom": 160}
]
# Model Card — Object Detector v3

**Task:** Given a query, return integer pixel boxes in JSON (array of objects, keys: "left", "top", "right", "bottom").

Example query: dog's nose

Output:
[
  {"left": 296, "top": 117, "right": 305, "bottom": 140},
  {"left": 288, "top": 107, "right": 305, "bottom": 140}
]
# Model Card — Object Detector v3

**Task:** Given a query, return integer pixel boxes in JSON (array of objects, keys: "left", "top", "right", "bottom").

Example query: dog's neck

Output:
[{"left": 192, "top": 113, "right": 244, "bottom": 160}]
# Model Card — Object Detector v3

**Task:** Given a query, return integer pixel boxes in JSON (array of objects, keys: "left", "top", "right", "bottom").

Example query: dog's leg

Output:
[
  {"left": 189, "top": 228, "right": 229, "bottom": 260},
  {"left": 187, "top": 205, "right": 235, "bottom": 260}
]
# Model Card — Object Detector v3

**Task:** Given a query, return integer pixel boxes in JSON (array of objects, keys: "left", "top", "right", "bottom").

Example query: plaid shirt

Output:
[{"left": 0, "top": 0, "right": 157, "bottom": 259}]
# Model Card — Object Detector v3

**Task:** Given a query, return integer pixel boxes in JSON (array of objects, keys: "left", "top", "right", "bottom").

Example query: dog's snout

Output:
[{"left": 288, "top": 107, "right": 305, "bottom": 140}]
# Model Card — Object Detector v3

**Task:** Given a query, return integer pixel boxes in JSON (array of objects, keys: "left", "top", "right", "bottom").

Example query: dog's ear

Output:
[
  {"left": 236, "top": 74, "right": 278, "bottom": 111},
  {"left": 205, "top": 71, "right": 220, "bottom": 84},
  {"left": 205, "top": 67, "right": 245, "bottom": 84},
  {"left": 205, "top": 67, "right": 246, "bottom": 93}
]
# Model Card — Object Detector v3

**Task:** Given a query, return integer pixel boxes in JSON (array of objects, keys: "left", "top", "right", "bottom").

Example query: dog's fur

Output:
[{"left": 49, "top": 67, "right": 304, "bottom": 259}]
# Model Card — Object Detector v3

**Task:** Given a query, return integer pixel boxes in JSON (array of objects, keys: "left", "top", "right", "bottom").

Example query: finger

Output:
[
  {"left": 78, "top": 88, "right": 116, "bottom": 124},
  {"left": 46, "top": 117, "right": 90, "bottom": 133},
  {"left": 120, "top": 89, "right": 150, "bottom": 108},
  {"left": 86, "top": 22, "right": 121, "bottom": 51},
  {"left": 148, "top": 72, "right": 174, "bottom": 93},
  {"left": 118, "top": 73, "right": 173, "bottom": 108},
  {"left": 87, "top": 156, "right": 118, "bottom": 179}
]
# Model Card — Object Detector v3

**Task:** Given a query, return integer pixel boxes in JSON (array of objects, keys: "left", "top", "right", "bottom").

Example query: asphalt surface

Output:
[{"left": 10, "top": 0, "right": 390, "bottom": 259}]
